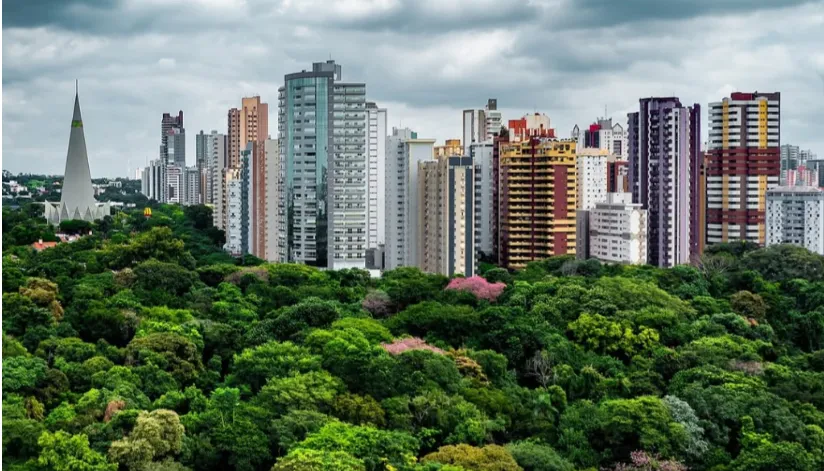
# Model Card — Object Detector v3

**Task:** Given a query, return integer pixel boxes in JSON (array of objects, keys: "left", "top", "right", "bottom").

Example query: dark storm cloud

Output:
[
  {"left": 559, "top": 0, "right": 819, "bottom": 27},
  {"left": 2, "top": 0, "right": 824, "bottom": 176}
]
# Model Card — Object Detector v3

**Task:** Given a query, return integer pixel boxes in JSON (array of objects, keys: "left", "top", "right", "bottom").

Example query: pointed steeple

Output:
[{"left": 58, "top": 83, "right": 99, "bottom": 220}]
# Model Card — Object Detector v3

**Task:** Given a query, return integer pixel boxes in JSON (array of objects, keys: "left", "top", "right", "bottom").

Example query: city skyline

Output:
[{"left": 3, "top": 0, "right": 824, "bottom": 177}]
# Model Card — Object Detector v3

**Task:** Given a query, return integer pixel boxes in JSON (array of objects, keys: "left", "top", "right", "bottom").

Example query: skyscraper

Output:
[
  {"left": 572, "top": 118, "right": 629, "bottom": 159},
  {"left": 196, "top": 130, "right": 209, "bottom": 203},
  {"left": 576, "top": 147, "right": 611, "bottom": 211},
  {"left": 265, "top": 138, "right": 282, "bottom": 262},
  {"left": 46, "top": 87, "right": 110, "bottom": 223},
  {"left": 160, "top": 111, "right": 184, "bottom": 165},
  {"left": 278, "top": 60, "right": 368, "bottom": 269},
  {"left": 141, "top": 159, "right": 165, "bottom": 202},
  {"left": 366, "top": 102, "right": 387, "bottom": 250},
  {"left": 628, "top": 97, "right": 701, "bottom": 267},
  {"left": 227, "top": 108, "right": 241, "bottom": 168},
  {"left": 508, "top": 113, "right": 556, "bottom": 142},
  {"left": 705, "top": 92, "right": 780, "bottom": 247},
  {"left": 207, "top": 131, "right": 228, "bottom": 226},
  {"left": 462, "top": 99, "right": 501, "bottom": 146},
  {"left": 418, "top": 155, "right": 475, "bottom": 277},
  {"left": 385, "top": 128, "right": 435, "bottom": 270},
  {"left": 498, "top": 138, "right": 578, "bottom": 270},
  {"left": 470, "top": 142, "right": 494, "bottom": 259}
]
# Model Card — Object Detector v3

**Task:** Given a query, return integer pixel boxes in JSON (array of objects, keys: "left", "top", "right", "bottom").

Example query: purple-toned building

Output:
[{"left": 628, "top": 98, "right": 701, "bottom": 267}]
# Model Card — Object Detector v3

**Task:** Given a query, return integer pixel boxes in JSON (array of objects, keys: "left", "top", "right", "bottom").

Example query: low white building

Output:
[
  {"left": 766, "top": 184, "right": 824, "bottom": 255},
  {"left": 577, "top": 147, "right": 611, "bottom": 211},
  {"left": 578, "top": 193, "right": 647, "bottom": 264}
]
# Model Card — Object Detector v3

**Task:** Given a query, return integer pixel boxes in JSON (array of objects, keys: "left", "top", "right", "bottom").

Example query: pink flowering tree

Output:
[
  {"left": 445, "top": 276, "right": 506, "bottom": 302},
  {"left": 380, "top": 337, "right": 445, "bottom": 355},
  {"left": 603, "top": 451, "right": 687, "bottom": 471}
]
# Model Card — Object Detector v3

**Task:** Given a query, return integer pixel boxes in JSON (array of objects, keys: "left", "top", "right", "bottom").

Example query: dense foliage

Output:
[{"left": 4, "top": 204, "right": 824, "bottom": 471}]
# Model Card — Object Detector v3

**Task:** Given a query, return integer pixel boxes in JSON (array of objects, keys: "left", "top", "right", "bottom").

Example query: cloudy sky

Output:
[{"left": 3, "top": 0, "right": 824, "bottom": 177}]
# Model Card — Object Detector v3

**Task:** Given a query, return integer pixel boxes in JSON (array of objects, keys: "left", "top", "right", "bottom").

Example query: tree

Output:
[
  {"left": 567, "top": 313, "right": 660, "bottom": 359},
  {"left": 228, "top": 341, "right": 322, "bottom": 393},
  {"left": 298, "top": 422, "right": 419, "bottom": 471},
  {"left": 257, "top": 370, "right": 344, "bottom": 415},
  {"left": 505, "top": 441, "right": 574, "bottom": 471},
  {"left": 445, "top": 276, "right": 506, "bottom": 302},
  {"left": 109, "top": 409, "right": 185, "bottom": 470},
  {"left": 730, "top": 290, "right": 767, "bottom": 321},
  {"left": 422, "top": 444, "right": 522, "bottom": 471},
  {"left": 271, "top": 449, "right": 365, "bottom": 471},
  {"left": 37, "top": 431, "right": 117, "bottom": 471}
]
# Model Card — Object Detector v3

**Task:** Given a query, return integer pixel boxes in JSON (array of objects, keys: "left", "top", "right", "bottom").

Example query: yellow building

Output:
[
  {"left": 498, "top": 138, "right": 578, "bottom": 270},
  {"left": 434, "top": 139, "right": 464, "bottom": 158}
]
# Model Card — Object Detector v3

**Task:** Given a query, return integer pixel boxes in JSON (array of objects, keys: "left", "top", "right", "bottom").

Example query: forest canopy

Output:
[{"left": 4, "top": 203, "right": 824, "bottom": 471}]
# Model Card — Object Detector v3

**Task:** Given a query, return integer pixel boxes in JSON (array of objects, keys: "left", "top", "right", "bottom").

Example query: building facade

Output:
[
  {"left": 578, "top": 193, "right": 648, "bottom": 264},
  {"left": 366, "top": 102, "right": 387, "bottom": 250},
  {"left": 141, "top": 159, "right": 165, "bottom": 202},
  {"left": 160, "top": 111, "right": 184, "bottom": 165},
  {"left": 418, "top": 155, "right": 475, "bottom": 277},
  {"left": 196, "top": 130, "right": 209, "bottom": 203},
  {"left": 207, "top": 131, "right": 228, "bottom": 226},
  {"left": 705, "top": 92, "right": 780, "bottom": 247},
  {"left": 470, "top": 142, "right": 494, "bottom": 259},
  {"left": 165, "top": 165, "right": 184, "bottom": 204},
  {"left": 224, "top": 169, "right": 242, "bottom": 256},
  {"left": 462, "top": 99, "right": 500, "bottom": 146},
  {"left": 184, "top": 166, "right": 200, "bottom": 206},
  {"left": 576, "top": 147, "right": 611, "bottom": 210},
  {"left": 498, "top": 138, "right": 578, "bottom": 270},
  {"left": 385, "top": 128, "right": 435, "bottom": 270},
  {"left": 628, "top": 97, "right": 701, "bottom": 267},
  {"left": 766, "top": 185, "right": 824, "bottom": 255},
  {"left": 435, "top": 139, "right": 464, "bottom": 158},
  {"left": 264, "top": 138, "right": 282, "bottom": 262},
  {"left": 278, "top": 60, "right": 368, "bottom": 269},
  {"left": 227, "top": 108, "right": 241, "bottom": 169},
  {"left": 509, "top": 113, "right": 555, "bottom": 142},
  {"left": 572, "top": 118, "right": 628, "bottom": 159}
]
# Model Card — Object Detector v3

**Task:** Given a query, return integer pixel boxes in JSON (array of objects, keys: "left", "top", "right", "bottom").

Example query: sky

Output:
[{"left": 3, "top": 0, "right": 824, "bottom": 178}]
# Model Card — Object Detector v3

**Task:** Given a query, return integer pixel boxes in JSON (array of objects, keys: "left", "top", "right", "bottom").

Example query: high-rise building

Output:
[
  {"left": 207, "top": 131, "right": 228, "bottom": 225},
  {"left": 224, "top": 168, "right": 242, "bottom": 255},
  {"left": 240, "top": 143, "right": 256, "bottom": 257},
  {"left": 705, "top": 92, "right": 780, "bottom": 247},
  {"left": 165, "top": 127, "right": 186, "bottom": 167},
  {"left": 628, "top": 97, "right": 701, "bottom": 267},
  {"left": 418, "top": 155, "right": 475, "bottom": 277},
  {"left": 141, "top": 159, "right": 165, "bottom": 202},
  {"left": 462, "top": 99, "right": 501, "bottom": 146},
  {"left": 607, "top": 160, "right": 629, "bottom": 193},
  {"left": 279, "top": 60, "right": 368, "bottom": 269},
  {"left": 184, "top": 166, "right": 201, "bottom": 206},
  {"left": 265, "top": 138, "right": 282, "bottom": 262},
  {"left": 470, "top": 142, "right": 494, "bottom": 259},
  {"left": 787, "top": 165, "right": 820, "bottom": 188},
  {"left": 366, "top": 102, "right": 387, "bottom": 250},
  {"left": 576, "top": 148, "right": 611, "bottom": 211},
  {"left": 435, "top": 139, "right": 464, "bottom": 158},
  {"left": 780, "top": 145, "right": 818, "bottom": 185},
  {"left": 571, "top": 118, "right": 628, "bottom": 159},
  {"left": 165, "top": 165, "right": 184, "bottom": 204},
  {"left": 196, "top": 130, "right": 209, "bottom": 203},
  {"left": 385, "top": 127, "right": 435, "bottom": 270},
  {"left": 807, "top": 159, "right": 824, "bottom": 187},
  {"left": 766, "top": 184, "right": 824, "bottom": 255},
  {"left": 498, "top": 138, "right": 578, "bottom": 270},
  {"left": 160, "top": 111, "right": 184, "bottom": 164},
  {"left": 577, "top": 192, "right": 648, "bottom": 264},
  {"left": 227, "top": 108, "right": 241, "bottom": 168},
  {"left": 45, "top": 87, "right": 110, "bottom": 223},
  {"left": 239, "top": 97, "right": 270, "bottom": 257},
  {"left": 509, "top": 113, "right": 556, "bottom": 142}
]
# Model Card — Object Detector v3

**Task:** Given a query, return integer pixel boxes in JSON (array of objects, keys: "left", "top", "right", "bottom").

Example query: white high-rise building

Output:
[
  {"left": 766, "top": 184, "right": 824, "bottom": 255},
  {"left": 571, "top": 118, "right": 628, "bottom": 160},
  {"left": 366, "top": 102, "right": 387, "bottom": 249},
  {"left": 580, "top": 193, "right": 648, "bottom": 264},
  {"left": 462, "top": 99, "right": 501, "bottom": 146},
  {"left": 224, "top": 169, "right": 242, "bottom": 256},
  {"left": 385, "top": 127, "right": 435, "bottom": 270},
  {"left": 208, "top": 131, "right": 228, "bottom": 227},
  {"left": 577, "top": 148, "right": 611, "bottom": 211},
  {"left": 141, "top": 159, "right": 165, "bottom": 202},
  {"left": 264, "top": 138, "right": 282, "bottom": 262},
  {"left": 165, "top": 165, "right": 184, "bottom": 204},
  {"left": 470, "top": 142, "right": 494, "bottom": 258},
  {"left": 184, "top": 167, "right": 200, "bottom": 206}
]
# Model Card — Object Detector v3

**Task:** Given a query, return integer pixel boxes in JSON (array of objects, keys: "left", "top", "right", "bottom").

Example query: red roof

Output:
[{"left": 32, "top": 241, "right": 59, "bottom": 251}]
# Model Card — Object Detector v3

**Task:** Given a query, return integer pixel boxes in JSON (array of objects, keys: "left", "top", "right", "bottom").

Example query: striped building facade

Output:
[{"left": 705, "top": 92, "right": 780, "bottom": 246}]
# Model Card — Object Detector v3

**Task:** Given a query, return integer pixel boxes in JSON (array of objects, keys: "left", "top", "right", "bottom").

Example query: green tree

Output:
[
  {"left": 271, "top": 449, "right": 365, "bottom": 471},
  {"left": 37, "top": 431, "right": 117, "bottom": 471},
  {"left": 422, "top": 444, "right": 521, "bottom": 471}
]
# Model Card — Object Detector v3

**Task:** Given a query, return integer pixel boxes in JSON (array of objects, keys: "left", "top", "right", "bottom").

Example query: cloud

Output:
[{"left": 2, "top": 0, "right": 824, "bottom": 177}]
